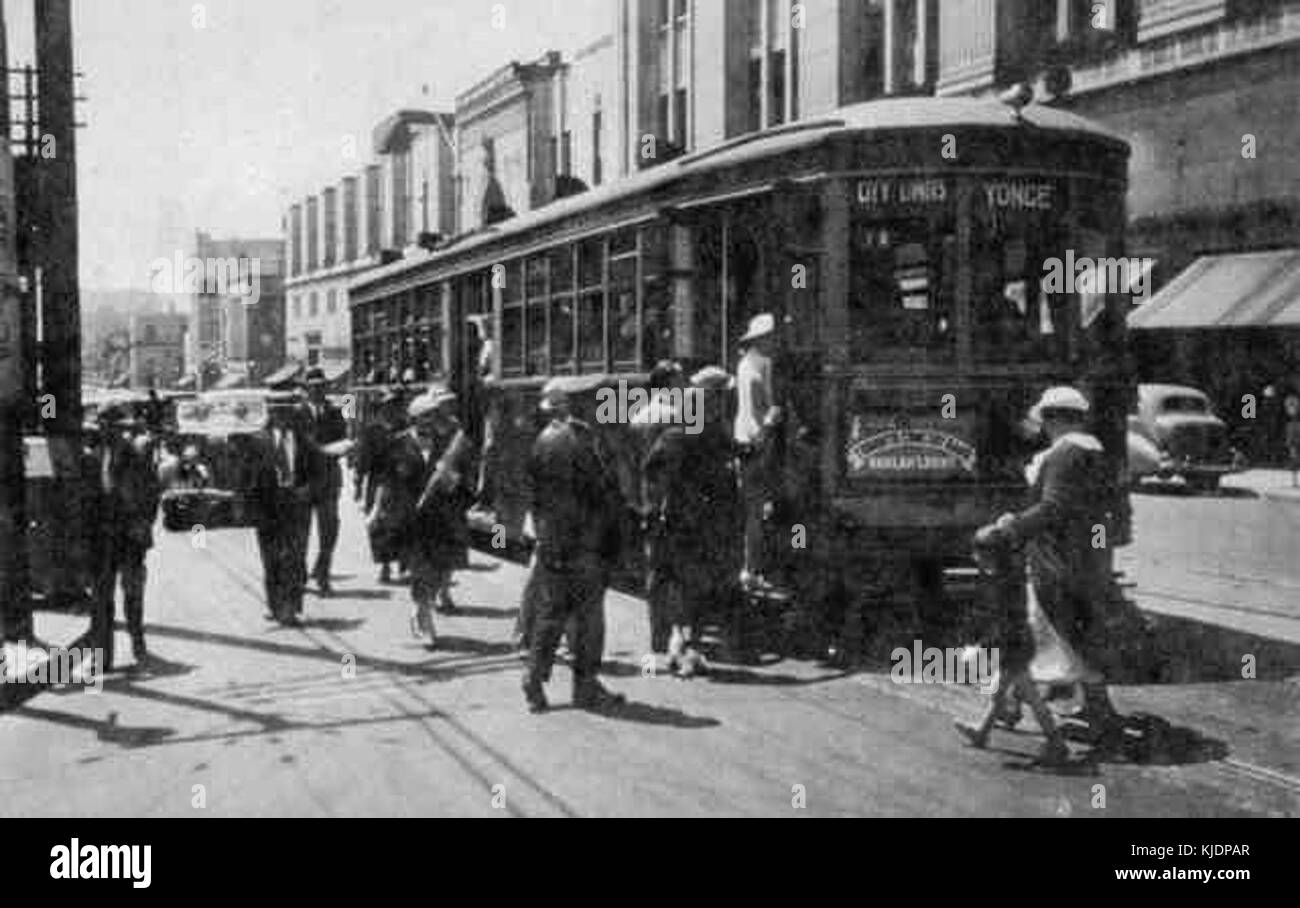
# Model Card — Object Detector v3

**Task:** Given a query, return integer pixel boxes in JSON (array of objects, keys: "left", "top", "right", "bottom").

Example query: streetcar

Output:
[{"left": 349, "top": 94, "right": 1135, "bottom": 643}]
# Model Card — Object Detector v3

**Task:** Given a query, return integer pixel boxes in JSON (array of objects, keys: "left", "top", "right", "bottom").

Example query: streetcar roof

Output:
[{"left": 352, "top": 97, "right": 1127, "bottom": 298}]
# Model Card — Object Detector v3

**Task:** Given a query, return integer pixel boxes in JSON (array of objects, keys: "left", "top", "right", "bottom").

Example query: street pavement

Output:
[{"left": 1, "top": 476, "right": 1297, "bottom": 817}]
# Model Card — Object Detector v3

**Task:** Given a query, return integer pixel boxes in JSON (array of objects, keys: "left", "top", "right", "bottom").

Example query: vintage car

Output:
[
  {"left": 1128, "top": 383, "right": 1244, "bottom": 491},
  {"left": 159, "top": 389, "right": 297, "bottom": 531}
]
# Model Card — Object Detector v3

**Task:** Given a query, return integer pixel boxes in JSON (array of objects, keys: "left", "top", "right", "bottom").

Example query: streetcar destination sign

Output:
[
  {"left": 846, "top": 428, "right": 977, "bottom": 476},
  {"left": 855, "top": 178, "right": 1057, "bottom": 211}
]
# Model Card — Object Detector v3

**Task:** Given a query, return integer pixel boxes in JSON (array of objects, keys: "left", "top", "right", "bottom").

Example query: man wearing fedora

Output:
[
  {"left": 522, "top": 376, "right": 627, "bottom": 713},
  {"left": 733, "top": 313, "right": 783, "bottom": 591},
  {"left": 256, "top": 399, "right": 313, "bottom": 626},
  {"left": 90, "top": 403, "right": 162, "bottom": 670},
  {"left": 301, "top": 367, "right": 348, "bottom": 596}
]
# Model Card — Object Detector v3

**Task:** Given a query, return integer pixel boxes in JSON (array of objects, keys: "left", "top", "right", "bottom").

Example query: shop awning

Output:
[{"left": 1129, "top": 249, "right": 1300, "bottom": 330}]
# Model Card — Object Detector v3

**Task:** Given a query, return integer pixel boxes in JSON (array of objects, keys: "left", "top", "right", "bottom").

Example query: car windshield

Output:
[
  {"left": 177, "top": 395, "right": 267, "bottom": 430},
  {"left": 1160, "top": 394, "right": 1209, "bottom": 414}
]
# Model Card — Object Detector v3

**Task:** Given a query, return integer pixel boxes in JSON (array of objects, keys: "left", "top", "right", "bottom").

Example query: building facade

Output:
[
  {"left": 188, "top": 231, "right": 286, "bottom": 388},
  {"left": 128, "top": 311, "right": 186, "bottom": 390},
  {"left": 285, "top": 109, "right": 456, "bottom": 377},
  {"left": 454, "top": 52, "right": 567, "bottom": 234}
]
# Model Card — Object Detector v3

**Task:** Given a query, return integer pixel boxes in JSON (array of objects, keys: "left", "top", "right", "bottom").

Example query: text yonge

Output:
[
  {"left": 856, "top": 178, "right": 1056, "bottom": 211},
  {"left": 49, "top": 840, "right": 151, "bottom": 888}
]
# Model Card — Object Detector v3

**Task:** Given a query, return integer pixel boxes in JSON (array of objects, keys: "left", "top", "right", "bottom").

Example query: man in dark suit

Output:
[
  {"left": 301, "top": 368, "right": 348, "bottom": 596},
  {"left": 256, "top": 402, "right": 312, "bottom": 625},
  {"left": 522, "top": 377, "right": 627, "bottom": 714}
]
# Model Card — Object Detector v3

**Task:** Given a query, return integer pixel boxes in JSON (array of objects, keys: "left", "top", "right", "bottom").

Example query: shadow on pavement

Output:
[
  {"left": 299, "top": 616, "right": 368, "bottom": 632},
  {"left": 571, "top": 699, "right": 720, "bottom": 728},
  {"left": 439, "top": 606, "right": 515, "bottom": 620},
  {"left": 1064, "top": 712, "right": 1230, "bottom": 767},
  {"left": 319, "top": 589, "right": 393, "bottom": 602},
  {"left": 432, "top": 635, "right": 518, "bottom": 657}
]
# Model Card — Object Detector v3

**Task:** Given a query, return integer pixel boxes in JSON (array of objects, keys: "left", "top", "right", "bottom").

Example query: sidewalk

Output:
[{"left": 1223, "top": 469, "right": 1300, "bottom": 504}]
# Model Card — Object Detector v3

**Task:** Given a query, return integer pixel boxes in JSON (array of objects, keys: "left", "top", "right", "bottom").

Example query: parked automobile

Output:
[
  {"left": 1128, "top": 383, "right": 1244, "bottom": 491},
  {"left": 159, "top": 389, "right": 299, "bottom": 531}
]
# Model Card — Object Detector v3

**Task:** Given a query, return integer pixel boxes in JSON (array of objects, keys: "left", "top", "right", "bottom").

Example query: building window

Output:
[
  {"left": 309, "top": 292, "right": 319, "bottom": 318},
  {"left": 658, "top": 0, "right": 691, "bottom": 150},
  {"left": 592, "top": 108, "right": 603, "bottom": 186},
  {"left": 366, "top": 165, "right": 381, "bottom": 257},
  {"left": 292, "top": 295, "right": 302, "bottom": 320},
  {"left": 306, "top": 331, "right": 322, "bottom": 367},
  {"left": 306, "top": 196, "right": 320, "bottom": 270},
  {"left": 324, "top": 187, "right": 338, "bottom": 267},
  {"left": 343, "top": 178, "right": 358, "bottom": 263},
  {"left": 327, "top": 289, "right": 338, "bottom": 314},
  {"left": 749, "top": 0, "right": 797, "bottom": 129},
  {"left": 144, "top": 324, "right": 158, "bottom": 345},
  {"left": 560, "top": 130, "right": 572, "bottom": 177},
  {"left": 290, "top": 205, "right": 303, "bottom": 277}
]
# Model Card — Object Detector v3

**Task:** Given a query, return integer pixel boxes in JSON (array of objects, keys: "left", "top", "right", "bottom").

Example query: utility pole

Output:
[
  {"left": 35, "top": 0, "right": 80, "bottom": 435},
  {"left": 0, "top": 0, "right": 29, "bottom": 644}
]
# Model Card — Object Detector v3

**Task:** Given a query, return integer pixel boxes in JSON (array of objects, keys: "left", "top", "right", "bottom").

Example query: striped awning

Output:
[{"left": 1129, "top": 250, "right": 1300, "bottom": 330}]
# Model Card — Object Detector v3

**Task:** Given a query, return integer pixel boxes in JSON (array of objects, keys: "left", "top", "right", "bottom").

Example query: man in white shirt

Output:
[{"left": 733, "top": 313, "right": 782, "bottom": 589}]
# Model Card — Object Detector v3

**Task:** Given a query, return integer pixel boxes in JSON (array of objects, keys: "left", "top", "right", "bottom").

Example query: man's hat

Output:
[
  {"left": 1029, "top": 386, "right": 1091, "bottom": 423},
  {"left": 408, "top": 387, "right": 457, "bottom": 420},
  {"left": 739, "top": 313, "right": 776, "bottom": 344},
  {"left": 691, "top": 365, "right": 734, "bottom": 391},
  {"left": 539, "top": 374, "right": 604, "bottom": 413},
  {"left": 649, "top": 359, "right": 684, "bottom": 386},
  {"left": 304, "top": 367, "right": 327, "bottom": 385}
]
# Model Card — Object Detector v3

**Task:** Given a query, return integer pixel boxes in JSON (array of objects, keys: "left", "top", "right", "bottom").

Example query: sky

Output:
[{"left": 4, "top": 0, "right": 612, "bottom": 291}]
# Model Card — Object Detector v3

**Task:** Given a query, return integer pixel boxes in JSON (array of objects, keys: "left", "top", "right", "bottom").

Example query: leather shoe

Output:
[
  {"left": 523, "top": 678, "right": 548, "bottom": 713},
  {"left": 573, "top": 681, "right": 626, "bottom": 712}
]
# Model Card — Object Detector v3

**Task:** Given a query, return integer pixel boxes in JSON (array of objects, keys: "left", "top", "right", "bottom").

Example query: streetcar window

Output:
[
  {"left": 971, "top": 213, "right": 1066, "bottom": 363},
  {"left": 502, "top": 306, "right": 524, "bottom": 377},
  {"left": 526, "top": 258, "right": 550, "bottom": 376},
  {"left": 551, "top": 296, "right": 576, "bottom": 373},
  {"left": 579, "top": 289, "right": 605, "bottom": 368},
  {"left": 550, "top": 245, "right": 574, "bottom": 293},
  {"left": 848, "top": 217, "right": 955, "bottom": 360},
  {"left": 611, "top": 257, "right": 638, "bottom": 367},
  {"left": 501, "top": 260, "right": 525, "bottom": 376}
]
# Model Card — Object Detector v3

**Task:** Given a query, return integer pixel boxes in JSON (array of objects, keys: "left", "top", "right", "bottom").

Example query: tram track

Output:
[{"left": 193, "top": 533, "right": 579, "bottom": 817}]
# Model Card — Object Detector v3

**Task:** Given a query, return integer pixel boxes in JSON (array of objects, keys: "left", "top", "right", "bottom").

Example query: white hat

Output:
[
  {"left": 739, "top": 313, "right": 776, "bottom": 344},
  {"left": 1029, "top": 386, "right": 1090, "bottom": 422},
  {"left": 408, "top": 387, "right": 457, "bottom": 420},
  {"left": 691, "top": 366, "right": 734, "bottom": 390}
]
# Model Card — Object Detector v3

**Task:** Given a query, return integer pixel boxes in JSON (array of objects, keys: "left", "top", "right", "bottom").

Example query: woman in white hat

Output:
[{"left": 963, "top": 385, "right": 1122, "bottom": 758}]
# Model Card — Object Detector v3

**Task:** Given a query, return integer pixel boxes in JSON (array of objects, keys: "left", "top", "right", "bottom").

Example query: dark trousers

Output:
[
  {"left": 92, "top": 540, "right": 148, "bottom": 667},
  {"left": 257, "top": 496, "right": 310, "bottom": 618},
  {"left": 309, "top": 485, "right": 340, "bottom": 582},
  {"left": 526, "top": 555, "right": 607, "bottom": 689}
]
